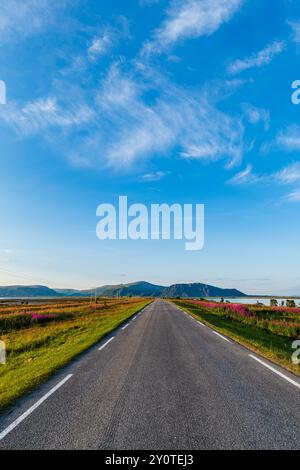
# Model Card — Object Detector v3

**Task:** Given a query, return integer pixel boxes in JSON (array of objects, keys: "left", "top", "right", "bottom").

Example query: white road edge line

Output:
[
  {"left": 213, "top": 331, "right": 231, "bottom": 343},
  {"left": 98, "top": 337, "right": 114, "bottom": 351},
  {"left": 0, "top": 374, "right": 73, "bottom": 442},
  {"left": 249, "top": 354, "right": 300, "bottom": 389},
  {"left": 181, "top": 308, "right": 231, "bottom": 340},
  {"left": 122, "top": 324, "right": 129, "bottom": 330}
]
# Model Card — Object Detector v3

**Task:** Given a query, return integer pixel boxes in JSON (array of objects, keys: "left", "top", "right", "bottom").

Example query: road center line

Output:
[
  {"left": 249, "top": 354, "right": 300, "bottom": 389},
  {"left": 213, "top": 331, "right": 231, "bottom": 343},
  {"left": 98, "top": 337, "right": 114, "bottom": 351},
  {"left": 122, "top": 324, "right": 129, "bottom": 330},
  {"left": 0, "top": 374, "right": 73, "bottom": 442}
]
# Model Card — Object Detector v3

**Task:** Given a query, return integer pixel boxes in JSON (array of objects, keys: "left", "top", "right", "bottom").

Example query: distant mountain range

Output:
[
  {"left": 0, "top": 285, "right": 60, "bottom": 298},
  {"left": 0, "top": 281, "right": 246, "bottom": 298}
]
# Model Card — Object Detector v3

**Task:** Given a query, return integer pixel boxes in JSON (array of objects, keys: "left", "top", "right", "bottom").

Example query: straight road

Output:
[{"left": 0, "top": 300, "right": 299, "bottom": 450}]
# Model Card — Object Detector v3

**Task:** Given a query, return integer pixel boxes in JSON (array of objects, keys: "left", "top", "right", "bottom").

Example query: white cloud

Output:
[
  {"left": 140, "top": 171, "right": 167, "bottom": 182},
  {"left": 275, "top": 162, "right": 300, "bottom": 185},
  {"left": 242, "top": 103, "right": 270, "bottom": 130},
  {"left": 92, "top": 65, "right": 244, "bottom": 168},
  {"left": 0, "top": 0, "right": 71, "bottom": 42},
  {"left": 228, "top": 40, "right": 286, "bottom": 75},
  {"left": 0, "top": 0, "right": 246, "bottom": 174},
  {"left": 227, "top": 164, "right": 258, "bottom": 185},
  {"left": 179, "top": 104, "right": 244, "bottom": 168},
  {"left": 0, "top": 63, "right": 245, "bottom": 170},
  {"left": 87, "top": 19, "right": 130, "bottom": 62},
  {"left": 285, "top": 188, "right": 300, "bottom": 202},
  {"left": 289, "top": 20, "right": 300, "bottom": 44},
  {"left": 88, "top": 33, "right": 113, "bottom": 61},
  {"left": 277, "top": 125, "right": 300, "bottom": 151},
  {"left": 143, "top": 0, "right": 243, "bottom": 54},
  {"left": 228, "top": 162, "right": 300, "bottom": 203},
  {"left": 60, "top": 17, "right": 131, "bottom": 76},
  {"left": 0, "top": 96, "right": 94, "bottom": 135}
]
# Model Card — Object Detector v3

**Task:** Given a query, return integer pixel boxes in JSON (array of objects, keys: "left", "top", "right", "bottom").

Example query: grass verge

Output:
[
  {"left": 0, "top": 299, "right": 151, "bottom": 413},
  {"left": 172, "top": 300, "right": 300, "bottom": 376}
]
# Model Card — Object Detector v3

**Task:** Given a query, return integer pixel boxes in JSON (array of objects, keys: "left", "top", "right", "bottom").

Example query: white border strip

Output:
[
  {"left": 213, "top": 331, "right": 231, "bottom": 343},
  {"left": 249, "top": 354, "right": 300, "bottom": 389},
  {"left": 98, "top": 337, "right": 114, "bottom": 351},
  {"left": 178, "top": 305, "right": 231, "bottom": 341},
  {"left": 0, "top": 374, "right": 73, "bottom": 442}
]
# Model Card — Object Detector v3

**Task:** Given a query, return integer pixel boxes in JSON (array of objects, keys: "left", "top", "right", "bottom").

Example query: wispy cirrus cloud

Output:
[
  {"left": 0, "top": 0, "right": 72, "bottom": 42},
  {"left": 228, "top": 40, "right": 286, "bottom": 74},
  {"left": 142, "top": 0, "right": 244, "bottom": 54},
  {"left": 0, "top": 62, "right": 245, "bottom": 171},
  {"left": 0, "top": 0, "right": 246, "bottom": 173},
  {"left": 275, "top": 162, "right": 300, "bottom": 185},
  {"left": 227, "top": 164, "right": 258, "bottom": 185},
  {"left": 91, "top": 64, "right": 244, "bottom": 169},
  {"left": 61, "top": 17, "right": 131, "bottom": 76},
  {"left": 140, "top": 171, "right": 168, "bottom": 182},
  {"left": 285, "top": 188, "right": 300, "bottom": 202},
  {"left": 276, "top": 125, "right": 300, "bottom": 151},
  {"left": 229, "top": 161, "right": 300, "bottom": 203},
  {"left": 87, "top": 17, "right": 131, "bottom": 62},
  {"left": 242, "top": 103, "right": 270, "bottom": 130},
  {"left": 289, "top": 20, "right": 300, "bottom": 44},
  {"left": 261, "top": 125, "right": 300, "bottom": 156},
  {"left": 229, "top": 162, "right": 300, "bottom": 187},
  {"left": 0, "top": 96, "right": 94, "bottom": 135},
  {"left": 88, "top": 33, "right": 113, "bottom": 61}
]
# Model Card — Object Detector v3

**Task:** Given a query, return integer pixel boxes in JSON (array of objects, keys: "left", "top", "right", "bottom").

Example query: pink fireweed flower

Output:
[
  {"left": 188, "top": 300, "right": 253, "bottom": 318},
  {"left": 223, "top": 303, "right": 253, "bottom": 318},
  {"left": 31, "top": 314, "right": 56, "bottom": 321},
  {"left": 191, "top": 301, "right": 219, "bottom": 309},
  {"left": 270, "top": 307, "right": 300, "bottom": 314}
]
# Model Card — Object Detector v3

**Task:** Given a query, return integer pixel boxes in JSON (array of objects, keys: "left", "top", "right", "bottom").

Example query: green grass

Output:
[
  {"left": 172, "top": 300, "right": 300, "bottom": 376},
  {"left": 0, "top": 299, "right": 151, "bottom": 412}
]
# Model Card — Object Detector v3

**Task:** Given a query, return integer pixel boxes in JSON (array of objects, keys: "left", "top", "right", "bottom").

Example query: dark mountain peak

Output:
[{"left": 162, "top": 283, "right": 246, "bottom": 298}]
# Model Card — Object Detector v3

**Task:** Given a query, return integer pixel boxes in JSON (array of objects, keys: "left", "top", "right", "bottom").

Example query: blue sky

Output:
[{"left": 0, "top": 0, "right": 300, "bottom": 294}]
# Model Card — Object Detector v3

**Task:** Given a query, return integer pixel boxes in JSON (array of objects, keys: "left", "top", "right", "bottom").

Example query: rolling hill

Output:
[
  {"left": 0, "top": 285, "right": 62, "bottom": 298},
  {"left": 80, "top": 281, "right": 166, "bottom": 297},
  {"left": 0, "top": 281, "right": 247, "bottom": 298}
]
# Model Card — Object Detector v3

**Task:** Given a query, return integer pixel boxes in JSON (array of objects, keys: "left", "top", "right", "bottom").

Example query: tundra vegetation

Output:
[
  {"left": 0, "top": 298, "right": 151, "bottom": 412},
  {"left": 173, "top": 299, "right": 300, "bottom": 375}
]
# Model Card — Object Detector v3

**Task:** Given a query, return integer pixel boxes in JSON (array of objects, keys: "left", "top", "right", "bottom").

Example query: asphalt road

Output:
[{"left": 0, "top": 300, "right": 299, "bottom": 450}]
